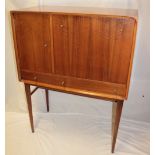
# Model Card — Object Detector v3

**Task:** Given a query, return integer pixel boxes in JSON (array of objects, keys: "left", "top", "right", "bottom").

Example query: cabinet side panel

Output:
[
  {"left": 11, "top": 12, "right": 22, "bottom": 80},
  {"left": 125, "top": 19, "right": 137, "bottom": 98}
]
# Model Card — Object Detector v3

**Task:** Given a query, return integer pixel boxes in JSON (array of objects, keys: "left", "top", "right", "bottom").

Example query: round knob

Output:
[
  {"left": 61, "top": 81, "right": 65, "bottom": 86},
  {"left": 119, "top": 29, "right": 123, "bottom": 32},
  {"left": 34, "top": 76, "right": 37, "bottom": 80},
  {"left": 60, "top": 24, "right": 64, "bottom": 28},
  {"left": 44, "top": 43, "right": 48, "bottom": 47}
]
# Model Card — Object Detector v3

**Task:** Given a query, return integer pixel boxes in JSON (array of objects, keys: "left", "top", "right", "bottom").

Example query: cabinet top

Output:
[{"left": 11, "top": 6, "right": 138, "bottom": 19}]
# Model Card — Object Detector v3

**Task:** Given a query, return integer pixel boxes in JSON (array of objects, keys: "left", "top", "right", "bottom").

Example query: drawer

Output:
[
  {"left": 21, "top": 70, "right": 126, "bottom": 99},
  {"left": 21, "top": 70, "right": 66, "bottom": 87}
]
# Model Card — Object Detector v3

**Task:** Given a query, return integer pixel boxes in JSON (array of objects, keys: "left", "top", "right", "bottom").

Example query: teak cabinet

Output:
[{"left": 11, "top": 6, "right": 138, "bottom": 153}]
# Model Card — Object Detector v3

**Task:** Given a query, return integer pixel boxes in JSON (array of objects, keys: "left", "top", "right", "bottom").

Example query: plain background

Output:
[{"left": 6, "top": 0, "right": 150, "bottom": 122}]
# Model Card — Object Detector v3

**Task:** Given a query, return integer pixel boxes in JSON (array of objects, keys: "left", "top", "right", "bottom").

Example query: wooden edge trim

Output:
[
  {"left": 126, "top": 19, "right": 138, "bottom": 98},
  {"left": 22, "top": 80, "right": 125, "bottom": 101},
  {"left": 49, "top": 15, "right": 55, "bottom": 73},
  {"left": 10, "top": 10, "right": 137, "bottom": 21},
  {"left": 10, "top": 12, "right": 22, "bottom": 80}
]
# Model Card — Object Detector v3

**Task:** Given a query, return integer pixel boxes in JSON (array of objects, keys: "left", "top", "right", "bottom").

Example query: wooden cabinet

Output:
[{"left": 11, "top": 6, "right": 138, "bottom": 153}]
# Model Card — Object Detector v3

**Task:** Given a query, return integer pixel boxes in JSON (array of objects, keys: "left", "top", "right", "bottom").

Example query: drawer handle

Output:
[
  {"left": 60, "top": 24, "right": 64, "bottom": 28},
  {"left": 33, "top": 76, "right": 37, "bottom": 80},
  {"left": 44, "top": 43, "right": 48, "bottom": 47},
  {"left": 61, "top": 81, "right": 65, "bottom": 86}
]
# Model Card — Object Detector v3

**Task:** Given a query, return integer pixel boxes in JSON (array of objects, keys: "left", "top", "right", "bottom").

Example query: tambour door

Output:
[{"left": 12, "top": 13, "right": 52, "bottom": 80}]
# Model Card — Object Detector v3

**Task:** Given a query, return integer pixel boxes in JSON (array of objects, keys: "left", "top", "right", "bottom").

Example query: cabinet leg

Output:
[
  {"left": 111, "top": 100, "right": 124, "bottom": 153},
  {"left": 24, "top": 83, "right": 34, "bottom": 133},
  {"left": 45, "top": 89, "right": 49, "bottom": 112}
]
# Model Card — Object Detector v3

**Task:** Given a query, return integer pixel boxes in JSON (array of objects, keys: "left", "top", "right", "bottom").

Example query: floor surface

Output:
[{"left": 6, "top": 112, "right": 149, "bottom": 155}]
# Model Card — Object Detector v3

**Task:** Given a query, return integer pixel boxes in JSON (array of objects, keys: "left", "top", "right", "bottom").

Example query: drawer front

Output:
[{"left": 21, "top": 70, "right": 126, "bottom": 98}]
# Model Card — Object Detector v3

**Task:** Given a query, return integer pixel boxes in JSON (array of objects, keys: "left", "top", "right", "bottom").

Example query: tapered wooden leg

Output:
[
  {"left": 111, "top": 100, "right": 124, "bottom": 153},
  {"left": 45, "top": 89, "right": 49, "bottom": 112},
  {"left": 24, "top": 83, "right": 34, "bottom": 133}
]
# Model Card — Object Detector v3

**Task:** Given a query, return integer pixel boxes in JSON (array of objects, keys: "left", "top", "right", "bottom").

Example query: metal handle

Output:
[{"left": 60, "top": 24, "right": 64, "bottom": 28}]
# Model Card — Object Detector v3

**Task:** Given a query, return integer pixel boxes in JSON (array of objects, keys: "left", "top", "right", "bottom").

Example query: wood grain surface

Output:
[{"left": 11, "top": 8, "right": 137, "bottom": 100}]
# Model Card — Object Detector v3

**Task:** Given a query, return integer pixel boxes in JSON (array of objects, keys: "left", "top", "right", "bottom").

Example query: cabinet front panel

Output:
[
  {"left": 70, "top": 16, "right": 135, "bottom": 84},
  {"left": 52, "top": 15, "right": 70, "bottom": 76},
  {"left": 106, "top": 17, "right": 135, "bottom": 84},
  {"left": 51, "top": 15, "right": 135, "bottom": 84},
  {"left": 12, "top": 12, "right": 136, "bottom": 99},
  {"left": 70, "top": 16, "right": 91, "bottom": 78},
  {"left": 13, "top": 13, "right": 52, "bottom": 74},
  {"left": 21, "top": 70, "right": 126, "bottom": 99}
]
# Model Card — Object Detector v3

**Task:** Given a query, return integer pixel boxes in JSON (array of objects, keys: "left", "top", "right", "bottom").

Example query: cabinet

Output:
[{"left": 11, "top": 6, "right": 138, "bottom": 153}]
